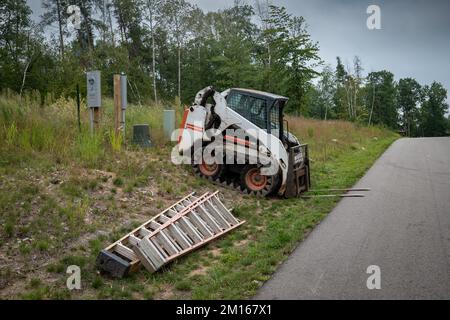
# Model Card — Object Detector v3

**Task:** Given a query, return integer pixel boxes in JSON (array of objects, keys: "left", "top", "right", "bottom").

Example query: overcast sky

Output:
[{"left": 27, "top": 0, "right": 450, "bottom": 101}]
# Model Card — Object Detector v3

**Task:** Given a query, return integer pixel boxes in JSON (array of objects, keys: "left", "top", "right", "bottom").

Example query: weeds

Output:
[
  {"left": 109, "top": 129, "right": 123, "bottom": 152},
  {"left": 5, "top": 122, "right": 17, "bottom": 146}
]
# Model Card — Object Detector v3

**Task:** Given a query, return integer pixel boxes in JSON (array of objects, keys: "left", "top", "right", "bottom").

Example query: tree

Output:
[
  {"left": 143, "top": 0, "right": 162, "bottom": 103},
  {"left": 366, "top": 70, "right": 398, "bottom": 128},
  {"left": 397, "top": 78, "right": 421, "bottom": 136},
  {"left": 112, "top": 0, "right": 145, "bottom": 57},
  {"left": 206, "top": 4, "right": 258, "bottom": 90},
  {"left": 419, "top": 82, "right": 449, "bottom": 137},
  {"left": 350, "top": 56, "right": 364, "bottom": 120},
  {"left": 0, "top": 0, "right": 33, "bottom": 92},
  {"left": 333, "top": 56, "right": 348, "bottom": 118},
  {"left": 310, "top": 65, "right": 336, "bottom": 120},
  {"left": 41, "top": 0, "right": 68, "bottom": 59},
  {"left": 333, "top": 56, "right": 364, "bottom": 121},
  {"left": 263, "top": 5, "right": 321, "bottom": 114},
  {"left": 160, "top": 0, "right": 193, "bottom": 102},
  {"left": 254, "top": 0, "right": 273, "bottom": 89}
]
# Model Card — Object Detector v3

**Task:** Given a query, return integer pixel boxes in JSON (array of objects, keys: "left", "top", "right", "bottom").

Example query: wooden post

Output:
[
  {"left": 93, "top": 107, "right": 101, "bottom": 130},
  {"left": 114, "top": 74, "right": 122, "bottom": 139}
]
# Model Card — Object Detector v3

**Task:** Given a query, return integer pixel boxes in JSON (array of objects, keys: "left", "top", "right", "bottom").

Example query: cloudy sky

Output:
[{"left": 27, "top": 0, "right": 450, "bottom": 100}]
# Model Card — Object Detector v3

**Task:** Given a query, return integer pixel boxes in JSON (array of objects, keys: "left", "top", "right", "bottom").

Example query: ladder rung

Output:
[
  {"left": 166, "top": 209, "right": 178, "bottom": 218},
  {"left": 139, "top": 228, "right": 151, "bottom": 237},
  {"left": 157, "top": 231, "right": 179, "bottom": 256},
  {"left": 149, "top": 221, "right": 162, "bottom": 230},
  {"left": 211, "top": 196, "right": 239, "bottom": 225},
  {"left": 115, "top": 243, "right": 138, "bottom": 261},
  {"left": 138, "top": 238, "right": 166, "bottom": 269},
  {"left": 197, "top": 205, "right": 222, "bottom": 233},
  {"left": 152, "top": 237, "right": 169, "bottom": 259},
  {"left": 158, "top": 214, "right": 171, "bottom": 224},
  {"left": 128, "top": 235, "right": 141, "bottom": 246},
  {"left": 175, "top": 205, "right": 185, "bottom": 212},
  {"left": 189, "top": 212, "right": 214, "bottom": 238},
  {"left": 169, "top": 224, "right": 192, "bottom": 249},
  {"left": 178, "top": 217, "right": 203, "bottom": 243},
  {"left": 203, "top": 201, "right": 231, "bottom": 229}
]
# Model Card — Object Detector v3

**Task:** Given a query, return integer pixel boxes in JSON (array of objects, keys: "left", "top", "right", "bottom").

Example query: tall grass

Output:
[
  {"left": 0, "top": 93, "right": 170, "bottom": 167},
  {"left": 0, "top": 92, "right": 395, "bottom": 169},
  {"left": 287, "top": 117, "right": 395, "bottom": 163}
]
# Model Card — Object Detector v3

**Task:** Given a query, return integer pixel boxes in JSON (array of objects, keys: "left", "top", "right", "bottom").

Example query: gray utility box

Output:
[
  {"left": 133, "top": 124, "right": 152, "bottom": 148},
  {"left": 86, "top": 71, "right": 101, "bottom": 108},
  {"left": 163, "top": 110, "right": 176, "bottom": 140}
]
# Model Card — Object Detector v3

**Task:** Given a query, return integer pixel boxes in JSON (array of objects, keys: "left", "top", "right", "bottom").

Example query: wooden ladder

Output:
[
  {"left": 96, "top": 192, "right": 210, "bottom": 278},
  {"left": 133, "top": 191, "right": 245, "bottom": 273}
]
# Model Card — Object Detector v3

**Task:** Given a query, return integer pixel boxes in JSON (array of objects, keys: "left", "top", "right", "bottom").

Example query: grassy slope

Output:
[{"left": 0, "top": 94, "right": 398, "bottom": 299}]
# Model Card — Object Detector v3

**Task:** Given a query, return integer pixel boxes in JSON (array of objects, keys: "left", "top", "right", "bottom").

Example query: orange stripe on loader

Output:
[{"left": 178, "top": 108, "right": 190, "bottom": 143}]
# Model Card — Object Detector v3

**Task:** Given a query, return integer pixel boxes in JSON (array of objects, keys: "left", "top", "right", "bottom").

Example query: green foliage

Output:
[
  {"left": 0, "top": 0, "right": 447, "bottom": 140},
  {"left": 5, "top": 122, "right": 17, "bottom": 146},
  {"left": 74, "top": 130, "right": 104, "bottom": 167},
  {"left": 262, "top": 6, "right": 321, "bottom": 113},
  {"left": 420, "top": 82, "right": 449, "bottom": 137},
  {"left": 397, "top": 78, "right": 422, "bottom": 137},
  {"left": 109, "top": 130, "right": 123, "bottom": 152},
  {"left": 113, "top": 177, "right": 124, "bottom": 187},
  {"left": 366, "top": 70, "right": 398, "bottom": 129}
]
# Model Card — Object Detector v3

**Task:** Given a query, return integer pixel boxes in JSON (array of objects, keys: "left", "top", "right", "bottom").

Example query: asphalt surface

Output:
[{"left": 255, "top": 138, "right": 450, "bottom": 300}]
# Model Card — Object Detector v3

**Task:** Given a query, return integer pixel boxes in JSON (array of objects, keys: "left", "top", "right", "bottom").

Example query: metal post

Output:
[
  {"left": 120, "top": 74, "right": 127, "bottom": 137},
  {"left": 76, "top": 84, "right": 81, "bottom": 132},
  {"left": 89, "top": 108, "right": 94, "bottom": 133}
]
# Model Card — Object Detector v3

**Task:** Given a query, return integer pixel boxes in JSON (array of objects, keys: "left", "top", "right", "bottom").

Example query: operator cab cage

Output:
[{"left": 223, "top": 88, "right": 288, "bottom": 141}]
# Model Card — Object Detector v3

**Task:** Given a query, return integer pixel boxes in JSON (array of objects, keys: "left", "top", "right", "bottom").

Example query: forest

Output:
[{"left": 1, "top": 0, "right": 449, "bottom": 137}]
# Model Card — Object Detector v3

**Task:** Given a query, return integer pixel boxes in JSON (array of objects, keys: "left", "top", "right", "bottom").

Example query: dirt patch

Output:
[
  {"left": 189, "top": 265, "right": 209, "bottom": 277},
  {"left": 209, "top": 247, "right": 222, "bottom": 257},
  {"left": 234, "top": 239, "right": 250, "bottom": 248},
  {"left": 155, "top": 284, "right": 175, "bottom": 300}
]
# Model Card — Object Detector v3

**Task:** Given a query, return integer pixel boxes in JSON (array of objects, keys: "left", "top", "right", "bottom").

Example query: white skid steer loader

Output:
[{"left": 177, "top": 86, "right": 310, "bottom": 198}]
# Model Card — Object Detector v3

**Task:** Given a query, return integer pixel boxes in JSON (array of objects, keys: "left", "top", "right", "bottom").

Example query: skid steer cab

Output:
[{"left": 177, "top": 86, "right": 311, "bottom": 198}]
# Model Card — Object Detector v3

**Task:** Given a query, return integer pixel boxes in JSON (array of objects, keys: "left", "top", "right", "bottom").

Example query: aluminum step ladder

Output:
[
  {"left": 96, "top": 192, "right": 209, "bottom": 278},
  {"left": 133, "top": 191, "right": 245, "bottom": 273}
]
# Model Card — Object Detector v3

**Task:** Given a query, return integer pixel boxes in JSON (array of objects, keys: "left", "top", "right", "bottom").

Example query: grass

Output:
[{"left": 0, "top": 92, "right": 398, "bottom": 299}]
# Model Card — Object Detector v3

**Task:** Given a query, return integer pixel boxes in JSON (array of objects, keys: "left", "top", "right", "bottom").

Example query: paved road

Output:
[{"left": 255, "top": 138, "right": 450, "bottom": 300}]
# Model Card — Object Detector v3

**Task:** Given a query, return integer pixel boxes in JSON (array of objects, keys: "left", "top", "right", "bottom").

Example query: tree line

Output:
[
  {"left": 310, "top": 59, "right": 449, "bottom": 137},
  {"left": 0, "top": 0, "right": 448, "bottom": 136}
]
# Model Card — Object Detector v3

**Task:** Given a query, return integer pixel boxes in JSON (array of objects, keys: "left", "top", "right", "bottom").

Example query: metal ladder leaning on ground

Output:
[
  {"left": 133, "top": 191, "right": 245, "bottom": 273},
  {"left": 96, "top": 191, "right": 244, "bottom": 277}
]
